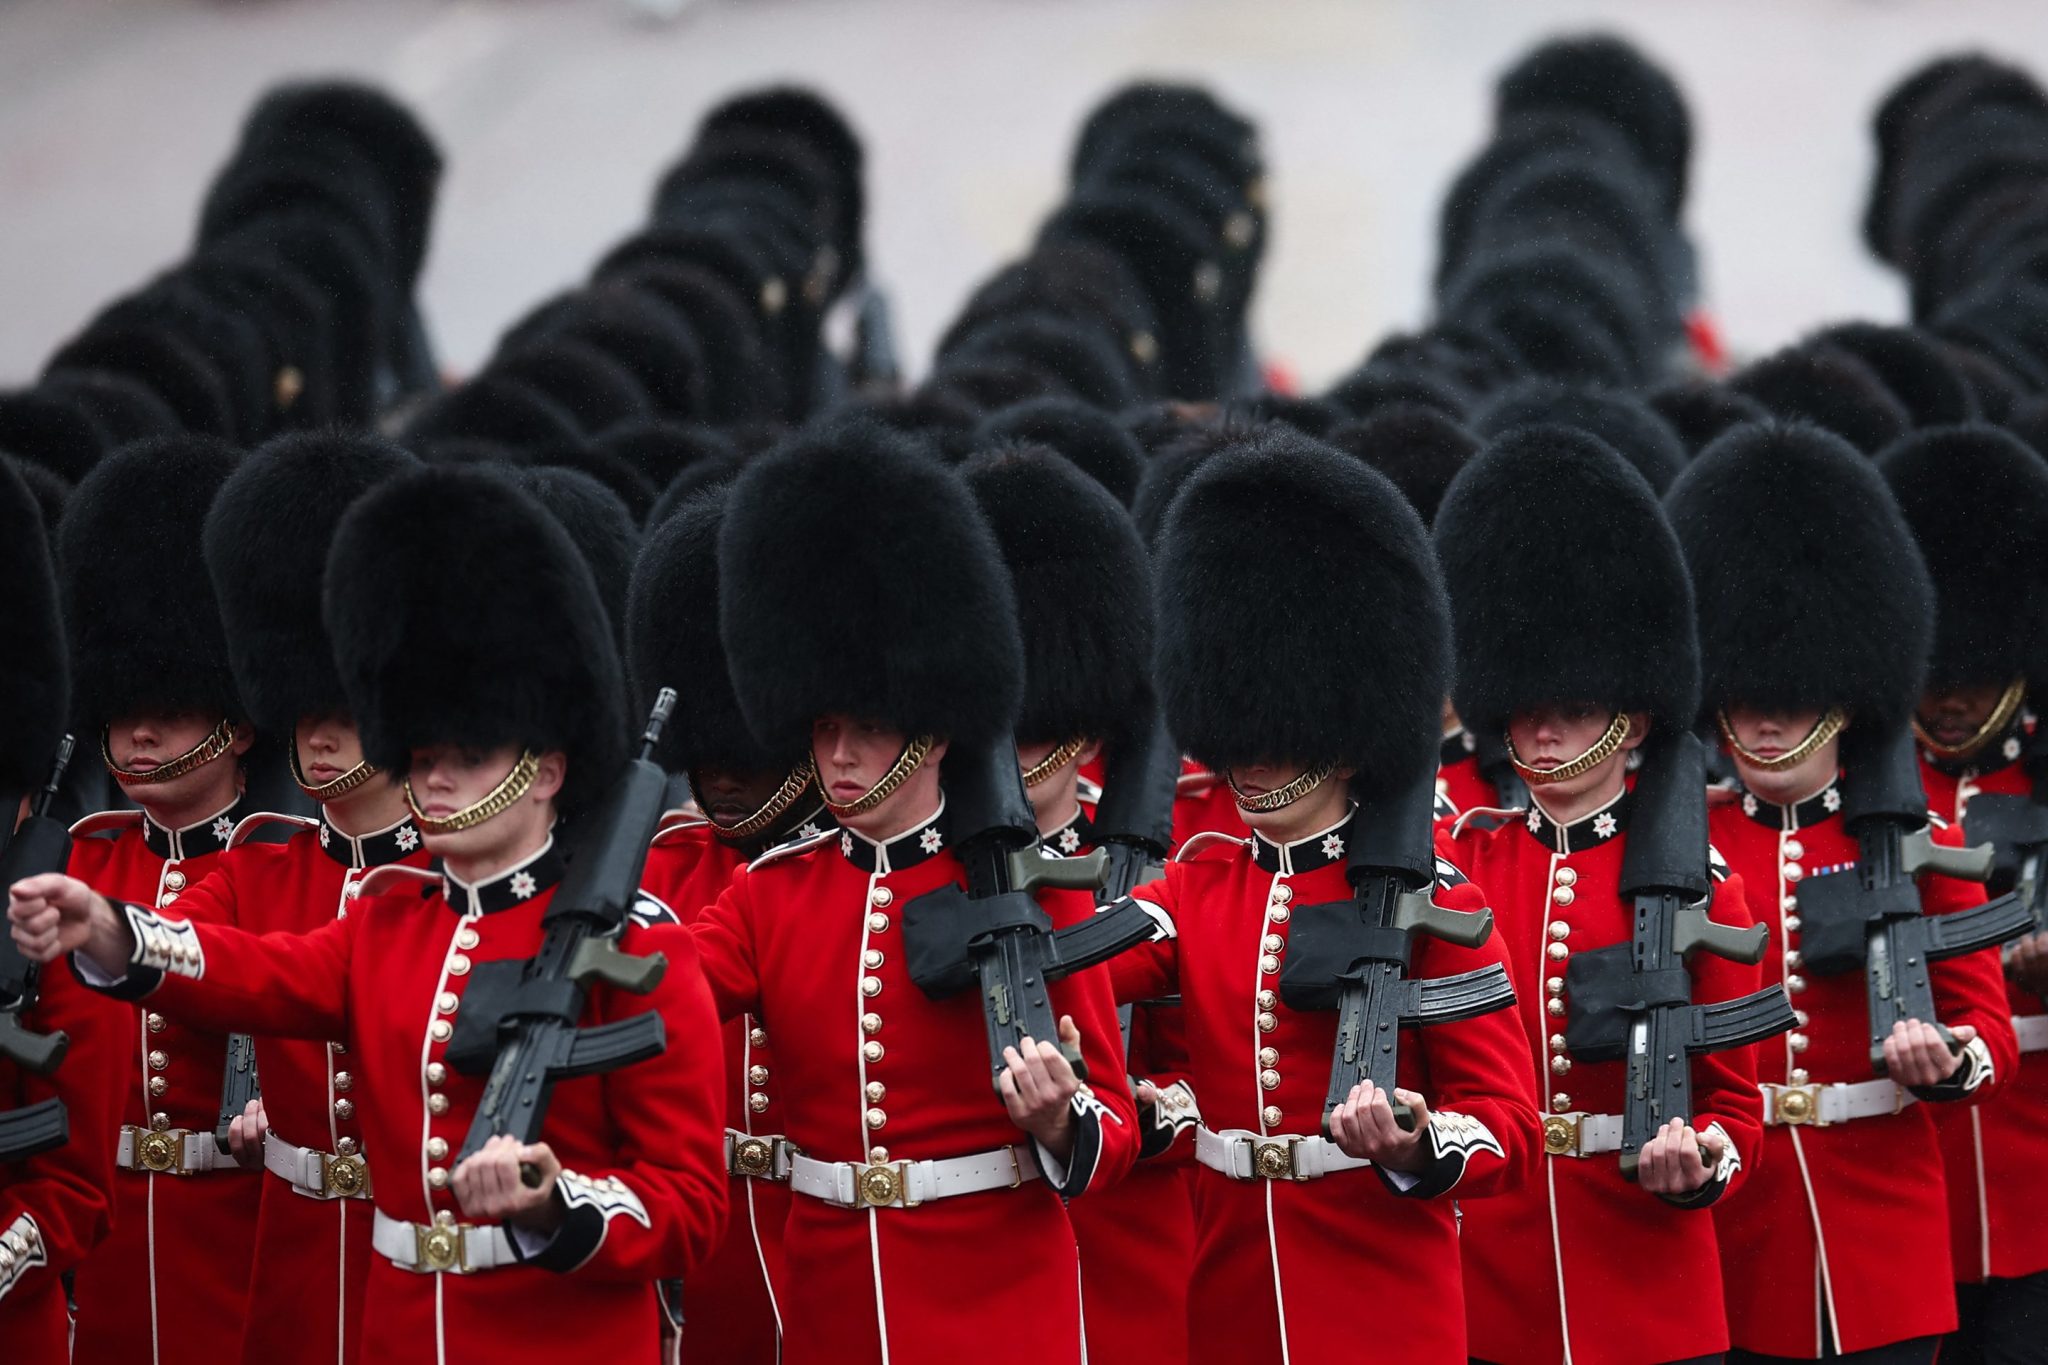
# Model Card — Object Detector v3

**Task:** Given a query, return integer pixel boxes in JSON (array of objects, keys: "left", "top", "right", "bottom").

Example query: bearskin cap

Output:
[
  {"left": 324, "top": 464, "right": 625, "bottom": 813},
  {"left": 507, "top": 465, "right": 639, "bottom": 646},
  {"left": 1494, "top": 33, "right": 1693, "bottom": 215},
  {"left": 58, "top": 435, "right": 243, "bottom": 729},
  {"left": 0, "top": 458, "right": 68, "bottom": 797},
  {"left": 1644, "top": 379, "right": 1771, "bottom": 457},
  {"left": 1325, "top": 405, "right": 1479, "bottom": 524},
  {"left": 1436, "top": 426, "right": 1698, "bottom": 734},
  {"left": 1475, "top": 379, "right": 1686, "bottom": 491},
  {"left": 202, "top": 431, "right": 418, "bottom": 736},
  {"left": 1731, "top": 345, "right": 1912, "bottom": 454},
  {"left": 1879, "top": 425, "right": 2048, "bottom": 690},
  {"left": 1154, "top": 425, "right": 1447, "bottom": 789},
  {"left": 1808, "top": 323, "right": 1977, "bottom": 428},
  {"left": 719, "top": 416, "right": 1021, "bottom": 754},
  {"left": 962, "top": 443, "right": 1154, "bottom": 749},
  {"left": 973, "top": 398, "right": 1145, "bottom": 506},
  {"left": 1666, "top": 422, "right": 1932, "bottom": 729}
]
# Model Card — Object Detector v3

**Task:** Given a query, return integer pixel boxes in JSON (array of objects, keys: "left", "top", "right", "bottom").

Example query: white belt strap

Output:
[
  {"left": 1540, "top": 1111, "right": 1625, "bottom": 1158},
  {"left": 787, "top": 1145, "right": 1035, "bottom": 1210},
  {"left": 263, "top": 1135, "right": 372, "bottom": 1199},
  {"left": 724, "top": 1128, "right": 793, "bottom": 1182},
  {"left": 115, "top": 1125, "right": 226, "bottom": 1175},
  {"left": 371, "top": 1209, "right": 516, "bottom": 1274},
  {"left": 1194, "top": 1127, "right": 1374, "bottom": 1181},
  {"left": 1760, "top": 1078, "right": 1915, "bottom": 1127},
  {"left": 2015, "top": 1014, "right": 2048, "bottom": 1054}
]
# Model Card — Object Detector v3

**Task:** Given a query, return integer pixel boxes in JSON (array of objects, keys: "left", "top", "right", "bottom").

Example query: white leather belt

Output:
[
  {"left": 1761, "top": 1078, "right": 1915, "bottom": 1127},
  {"left": 116, "top": 1125, "right": 226, "bottom": 1175},
  {"left": 724, "top": 1128, "right": 793, "bottom": 1181},
  {"left": 264, "top": 1135, "right": 371, "bottom": 1199},
  {"left": 1194, "top": 1127, "right": 1373, "bottom": 1181},
  {"left": 1540, "top": 1111, "right": 1624, "bottom": 1158},
  {"left": 2015, "top": 1014, "right": 2048, "bottom": 1054},
  {"left": 787, "top": 1145, "right": 1035, "bottom": 1209},
  {"left": 371, "top": 1209, "right": 515, "bottom": 1274}
]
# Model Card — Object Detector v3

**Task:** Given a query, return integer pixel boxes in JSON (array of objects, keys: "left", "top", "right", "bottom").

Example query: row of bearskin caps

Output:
[{"left": 8, "top": 38, "right": 2048, "bottom": 836}]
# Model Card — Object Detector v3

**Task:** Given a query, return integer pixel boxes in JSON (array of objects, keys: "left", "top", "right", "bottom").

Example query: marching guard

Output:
[
  {"left": 690, "top": 418, "right": 1140, "bottom": 1365},
  {"left": 1667, "top": 421, "right": 2019, "bottom": 1362},
  {"left": 1437, "top": 426, "right": 1767, "bottom": 1365},
  {"left": 12, "top": 464, "right": 729, "bottom": 1364}
]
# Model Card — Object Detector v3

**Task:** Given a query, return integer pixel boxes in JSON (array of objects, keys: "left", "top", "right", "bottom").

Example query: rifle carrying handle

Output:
[
  {"left": 1904, "top": 829, "right": 1997, "bottom": 884},
  {"left": 1395, "top": 895, "right": 1494, "bottom": 950}
]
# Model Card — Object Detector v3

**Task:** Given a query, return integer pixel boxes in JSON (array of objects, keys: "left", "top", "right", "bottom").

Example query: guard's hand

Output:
[
  {"left": 1328, "top": 1080, "right": 1430, "bottom": 1172},
  {"left": 452, "top": 1134, "right": 564, "bottom": 1233},
  {"left": 226, "top": 1098, "right": 269, "bottom": 1172},
  {"left": 2006, "top": 933, "right": 2048, "bottom": 996},
  {"left": 1885, "top": 1018, "right": 1972, "bottom": 1087},
  {"left": 9, "top": 873, "right": 130, "bottom": 975},
  {"left": 1001, "top": 1014, "right": 1082, "bottom": 1163},
  {"left": 1638, "top": 1117, "right": 1721, "bottom": 1196}
]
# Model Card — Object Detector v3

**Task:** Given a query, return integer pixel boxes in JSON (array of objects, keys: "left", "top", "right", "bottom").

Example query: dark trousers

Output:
[
  {"left": 1730, "top": 1336, "right": 1939, "bottom": 1364},
  {"left": 1948, "top": 1272, "right": 2048, "bottom": 1365}
]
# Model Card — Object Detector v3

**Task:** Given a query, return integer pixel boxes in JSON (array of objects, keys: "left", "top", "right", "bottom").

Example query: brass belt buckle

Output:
[
  {"left": 322, "top": 1152, "right": 369, "bottom": 1198},
  {"left": 1542, "top": 1114, "right": 1583, "bottom": 1157},
  {"left": 415, "top": 1212, "right": 466, "bottom": 1273},
  {"left": 732, "top": 1137, "right": 776, "bottom": 1179},
  {"left": 1773, "top": 1084, "right": 1824, "bottom": 1127},
  {"left": 1251, "top": 1136, "right": 1306, "bottom": 1181},
  {"left": 136, "top": 1127, "right": 184, "bottom": 1174},
  {"left": 852, "top": 1160, "right": 919, "bottom": 1209}
]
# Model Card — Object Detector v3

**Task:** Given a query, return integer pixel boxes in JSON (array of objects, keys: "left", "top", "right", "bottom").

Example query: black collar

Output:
[
  {"left": 441, "top": 839, "right": 567, "bottom": 915},
  {"left": 1251, "top": 806, "right": 1356, "bottom": 875},
  {"left": 1921, "top": 709, "right": 2038, "bottom": 780},
  {"left": 1739, "top": 778, "right": 1842, "bottom": 831},
  {"left": 838, "top": 800, "right": 948, "bottom": 874},
  {"left": 319, "top": 811, "right": 425, "bottom": 870},
  {"left": 1440, "top": 728, "right": 1477, "bottom": 768},
  {"left": 1044, "top": 806, "right": 1095, "bottom": 857},
  {"left": 1523, "top": 788, "right": 1631, "bottom": 854},
  {"left": 141, "top": 798, "right": 245, "bottom": 860}
]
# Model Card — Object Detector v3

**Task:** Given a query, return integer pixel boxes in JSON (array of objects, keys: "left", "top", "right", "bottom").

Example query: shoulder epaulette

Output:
[
  {"left": 1172, "top": 830, "right": 1248, "bottom": 863},
  {"left": 747, "top": 825, "right": 837, "bottom": 873},
  {"left": 354, "top": 865, "right": 441, "bottom": 899},
  {"left": 1451, "top": 805, "right": 1526, "bottom": 839},
  {"left": 229, "top": 812, "right": 320, "bottom": 849},
  {"left": 1707, "top": 843, "right": 1731, "bottom": 883},
  {"left": 69, "top": 810, "right": 141, "bottom": 840},
  {"left": 651, "top": 814, "right": 710, "bottom": 848},
  {"left": 628, "top": 891, "right": 680, "bottom": 927},
  {"left": 1175, "top": 770, "right": 1221, "bottom": 799}
]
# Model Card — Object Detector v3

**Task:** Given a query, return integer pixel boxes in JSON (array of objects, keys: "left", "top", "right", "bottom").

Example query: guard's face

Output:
[
  {"left": 1507, "top": 703, "right": 1645, "bottom": 806},
  {"left": 1722, "top": 704, "right": 1840, "bottom": 805},
  {"left": 1917, "top": 683, "right": 2010, "bottom": 750},
  {"left": 106, "top": 710, "right": 252, "bottom": 817},
  {"left": 407, "top": 744, "right": 525, "bottom": 821},
  {"left": 1722, "top": 705, "right": 1825, "bottom": 759},
  {"left": 405, "top": 742, "right": 565, "bottom": 864},
  {"left": 295, "top": 712, "right": 367, "bottom": 784},
  {"left": 811, "top": 715, "right": 908, "bottom": 807},
  {"left": 109, "top": 710, "right": 223, "bottom": 773},
  {"left": 693, "top": 764, "right": 793, "bottom": 829}
]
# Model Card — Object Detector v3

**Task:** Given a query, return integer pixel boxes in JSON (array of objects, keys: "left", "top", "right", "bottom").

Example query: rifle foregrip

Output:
[
  {"left": 1397, "top": 894, "right": 1494, "bottom": 949},
  {"left": 1905, "top": 831, "right": 1997, "bottom": 883},
  {"left": 567, "top": 941, "right": 668, "bottom": 995},
  {"left": 1011, "top": 847, "right": 1108, "bottom": 894},
  {"left": 1675, "top": 911, "right": 1770, "bottom": 966}
]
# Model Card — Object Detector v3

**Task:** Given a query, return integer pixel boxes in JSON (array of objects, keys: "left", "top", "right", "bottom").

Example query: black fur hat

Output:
[
  {"left": 1494, "top": 33, "right": 1693, "bottom": 216},
  {"left": 719, "top": 417, "right": 1021, "bottom": 754},
  {"left": 1666, "top": 422, "right": 1932, "bottom": 728},
  {"left": 962, "top": 443, "right": 1153, "bottom": 748},
  {"left": 1474, "top": 379, "right": 1686, "bottom": 491},
  {"left": 627, "top": 486, "right": 790, "bottom": 776},
  {"left": 1879, "top": 425, "right": 2048, "bottom": 690},
  {"left": 1644, "top": 379, "right": 1771, "bottom": 457},
  {"left": 1154, "top": 424, "right": 1449, "bottom": 788},
  {"left": 33, "top": 370, "right": 180, "bottom": 446},
  {"left": 202, "top": 431, "right": 419, "bottom": 736},
  {"left": 1325, "top": 405, "right": 1479, "bottom": 524},
  {"left": 1435, "top": 425, "right": 1698, "bottom": 733},
  {"left": 1731, "top": 345, "right": 1912, "bottom": 454},
  {"left": 58, "top": 435, "right": 244, "bottom": 729},
  {"left": 1131, "top": 416, "right": 1264, "bottom": 545},
  {"left": 404, "top": 374, "right": 580, "bottom": 452},
  {"left": 0, "top": 389, "right": 109, "bottom": 482},
  {"left": 698, "top": 86, "right": 866, "bottom": 284},
  {"left": 487, "top": 337, "right": 653, "bottom": 436},
  {"left": 1807, "top": 322, "right": 1977, "bottom": 427},
  {"left": 510, "top": 465, "right": 639, "bottom": 642},
  {"left": 0, "top": 458, "right": 68, "bottom": 797},
  {"left": 973, "top": 398, "right": 1145, "bottom": 506},
  {"left": 324, "top": 464, "right": 626, "bottom": 812}
]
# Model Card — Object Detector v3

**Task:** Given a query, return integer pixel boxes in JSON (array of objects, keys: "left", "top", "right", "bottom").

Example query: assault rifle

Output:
[
  {"left": 449, "top": 691, "right": 677, "bottom": 1182},
  {"left": 1797, "top": 727, "right": 2031, "bottom": 1074},
  {"left": 902, "top": 736, "right": 1159, "bottom": 1088},
  {"left": 213, "top": 1033, "right": 259, "bottom": 1156},
  {"left": 0, "top": 736, "right": 76, "bottom": 1161},
  {"left": 1279, "top": 769, "right": 1517, "bottom": 1135}
]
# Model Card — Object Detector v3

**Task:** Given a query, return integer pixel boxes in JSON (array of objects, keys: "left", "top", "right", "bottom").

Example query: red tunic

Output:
[
  {"left": 90, "top": 837, "right": 729, "bottom": 1365},
  {"left": 165, "top": 810, "right": 431, "bottom": 1365},
  {"left": 64, "top": 804, "right": 263, "bottom": 1365},
  {"left": 1046, "top": 805, "right": 1197, "bottom": 1365},
  {"left": 1449, "top": 789, "right": 1766, "bottom": 1365},
  {"left": 1918, "top": 745, "right": 2048, "bottom": 1284},
  {"left": 643, "top": 809, "right": 827, "bottom": 1364},
  {"left": 1709, "top": 777, "right": 2018, "bottom": 1355},
  {"left": 1116, "top": 808, "right": 1540, "bottom": 1365},
  {"left": 1437, "top": 730, "right": 1499, "bottom": 821},
  {"left": 689, "top": 801, "right": 1140, "bottom": 1365},
  {"left": 0, "top": 942, "right": 129, "bottom": 1361},
  {"left": 1171, "top": 764, "right": 1246, "bottom": 850}
]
